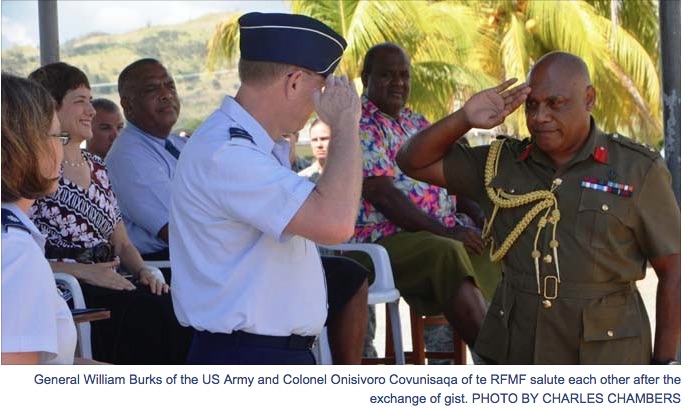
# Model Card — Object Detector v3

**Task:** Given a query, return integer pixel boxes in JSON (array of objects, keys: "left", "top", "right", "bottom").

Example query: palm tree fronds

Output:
[
  {"left": 206, "top": 14, "right": 241, "bottom": 71},
  {"left": 529, "top": 0, "right": 605, "bottom": 72},
  {"left": 204, "top": 0, "right": 663, "bottom": 144},
  {"left": 409, "top": 62, "right": 461, "bottom": 122},
  {"left": 500, "top": 13, "right": 533, "bottom": 135}
]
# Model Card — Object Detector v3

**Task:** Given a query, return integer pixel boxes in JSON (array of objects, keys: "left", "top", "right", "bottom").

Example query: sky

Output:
[{"left": 1, "top": 0, "right": 288, "bottom": 50}]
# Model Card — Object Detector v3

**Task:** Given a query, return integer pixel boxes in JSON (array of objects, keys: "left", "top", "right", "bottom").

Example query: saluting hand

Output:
[
  {"left": 312, "top": 75, "right": 361, "bottom": 133},
  {"left": 463, "top": 78, "right": 531, "bottom": 130}
]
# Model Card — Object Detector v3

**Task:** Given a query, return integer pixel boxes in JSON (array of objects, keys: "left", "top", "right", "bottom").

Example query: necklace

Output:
[{"left": 63, "top": 152, "right": 87, "bottom": 168}]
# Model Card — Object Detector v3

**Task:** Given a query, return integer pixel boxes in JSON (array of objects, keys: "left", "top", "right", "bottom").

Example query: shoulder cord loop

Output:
[{"left": 482, "top": 139, "right": 562, "bottom": 294}]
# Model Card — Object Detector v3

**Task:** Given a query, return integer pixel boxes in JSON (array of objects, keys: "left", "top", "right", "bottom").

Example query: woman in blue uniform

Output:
[{"left": 1, "top": 73, "right": 76, "bottom": 364}]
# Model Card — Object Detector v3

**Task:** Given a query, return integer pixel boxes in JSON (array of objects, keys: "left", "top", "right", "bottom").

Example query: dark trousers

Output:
[
  {"left": 187, "top": 331, "right": 316, "bottom": 365},
  {"left": 320, "top": 255, "right": 369, "bottom": 325},
  {"left": 83, "top": 282, "right": 193, "bottom": 364}
]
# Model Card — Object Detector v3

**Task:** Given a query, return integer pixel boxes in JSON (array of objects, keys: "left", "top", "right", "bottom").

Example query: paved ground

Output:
[{"left": 372, "top": 268, "right": 659, "bottom": 364}]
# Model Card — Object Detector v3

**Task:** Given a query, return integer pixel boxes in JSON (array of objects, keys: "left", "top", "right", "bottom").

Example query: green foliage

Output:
[
  {"left": 3, "top": 1, "right": 663, "bottom": 145},
  {"left": 206, "top": 0, "right": 496, "bottom": 122},
  {"left": 205, "top": 0, "right": 663, "bottom": 144}
]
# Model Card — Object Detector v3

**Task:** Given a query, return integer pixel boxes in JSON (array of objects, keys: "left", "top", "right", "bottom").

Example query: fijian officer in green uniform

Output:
[{"left": 397, "top": 51, "right": 680, "bottom": 365}]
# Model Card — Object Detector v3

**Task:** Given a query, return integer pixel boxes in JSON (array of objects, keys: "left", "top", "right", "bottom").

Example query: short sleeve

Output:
[
  {"left": 213, "top": 145, "right": 315, "bottom": 240},
  {"left": 443, "top": 143, "right": 490, "bottom": 202},
  {"left": 360, "top": 124, "right": 395, "bottom": 178},
  {"left": 633, "top": 158, "right": 681, "bottom": 259}
]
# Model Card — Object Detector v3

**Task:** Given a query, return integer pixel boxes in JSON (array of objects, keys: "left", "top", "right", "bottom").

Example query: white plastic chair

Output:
[
  {"left": 53, "top": 264, "right": 166, "bottom": 360},
  {"left": 314, "top": 243, "right": 405, "bottom": 365},
  {"left": 144, "top": 260, "right": 171, "bottom": 269},
  {"left": 54, "top": 272, "right": 92, "bottom": 359}
]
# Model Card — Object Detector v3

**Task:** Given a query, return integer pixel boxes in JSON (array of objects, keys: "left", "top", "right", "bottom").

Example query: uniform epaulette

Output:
[
  {"left": 607, "top": 133, "right": 660, "bottom": 160},
  {"left": 229, "top": 127, "right": 256, "bottom": 145},
  {"left": 1, "top": 208, "right": 29, "bottom": 234}
]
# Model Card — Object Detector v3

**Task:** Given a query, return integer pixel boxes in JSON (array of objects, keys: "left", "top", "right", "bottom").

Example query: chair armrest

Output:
[
  {"left": 54, "top": 272, "right": 86, "bottom": 309},
  {"left": 144, "top": 260, "right": 171, "bottom": 269},
  {"left": 54, "top": 272, "right": 94, "bottom": 359},
  {"left": 318, "top": 243, "right": 397, "bottom": 294}
]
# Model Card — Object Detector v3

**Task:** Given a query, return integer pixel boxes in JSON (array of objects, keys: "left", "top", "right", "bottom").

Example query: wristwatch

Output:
[{"left": 651, "top": 358, "right": 680, "bottom": 365}]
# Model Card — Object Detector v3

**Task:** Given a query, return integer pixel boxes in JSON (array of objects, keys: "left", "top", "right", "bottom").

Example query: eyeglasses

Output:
[{"left": 50, "top": 131, "right": 70, "bottom": 146}]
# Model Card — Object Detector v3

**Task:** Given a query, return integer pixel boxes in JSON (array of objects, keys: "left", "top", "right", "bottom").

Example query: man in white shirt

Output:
[{"left": 170, "top": 12, "right": 363, "bottom": 364}]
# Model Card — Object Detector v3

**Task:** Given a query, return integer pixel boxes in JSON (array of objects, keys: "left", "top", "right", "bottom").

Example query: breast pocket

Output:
[{"left": 576, "top": 189, "right": 633, "bottom": 249}]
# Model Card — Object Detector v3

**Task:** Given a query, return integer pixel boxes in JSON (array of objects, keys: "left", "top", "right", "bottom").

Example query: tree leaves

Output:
[{"left": 206, "top": 0, "right": 662, "bottom": 142}]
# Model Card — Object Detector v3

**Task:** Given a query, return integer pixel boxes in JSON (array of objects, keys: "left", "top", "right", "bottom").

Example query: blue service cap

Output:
[{"left": 238, "top": 12, "right": 347, "bottom": 76}]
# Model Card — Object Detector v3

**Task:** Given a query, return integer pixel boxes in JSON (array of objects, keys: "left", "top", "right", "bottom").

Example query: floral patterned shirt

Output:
[
  {"left": 29, "top": 150, "right": 122, "bottom": 252},
  {"left": 352, "top": 96, "right": 458, "bottom": 243}
]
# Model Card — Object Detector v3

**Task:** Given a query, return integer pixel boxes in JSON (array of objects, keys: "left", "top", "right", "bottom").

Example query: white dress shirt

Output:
[{"left": 170, "top": 96, "right": 326, "bottom": 337}]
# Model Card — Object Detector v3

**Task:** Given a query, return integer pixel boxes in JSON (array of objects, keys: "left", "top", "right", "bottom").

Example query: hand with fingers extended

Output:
[
  {"left": 443, "top": 225, "right": 486, "bottom": 255},
  {"left": 463, "top": 78, "right": 531, "bottom": 129},
  {"left": 138, "top": 268, "right": 169, "bottom": 295},
  {"left": 79, "top": 259, "right": 136, "bottom": 291},
  {"left": 312, "top": 75, "right": 361, "bottom": 132}
]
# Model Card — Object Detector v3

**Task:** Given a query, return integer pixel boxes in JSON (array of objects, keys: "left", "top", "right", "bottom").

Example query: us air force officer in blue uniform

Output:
[{"left": 170, "top": 12, "right": 363, "bottom": 364}]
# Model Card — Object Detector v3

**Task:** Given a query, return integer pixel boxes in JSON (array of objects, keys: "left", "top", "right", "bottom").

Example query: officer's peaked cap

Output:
[{"left": 238, "top": 12, "right": 347, "bottom": 76}]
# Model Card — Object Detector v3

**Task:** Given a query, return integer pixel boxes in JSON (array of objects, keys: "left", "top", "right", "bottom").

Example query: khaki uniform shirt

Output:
[{"left": 443, "top": 120, "right": 680, "bottom": 364}]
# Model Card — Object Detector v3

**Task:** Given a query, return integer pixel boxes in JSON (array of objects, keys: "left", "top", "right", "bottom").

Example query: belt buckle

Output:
[{"left": 543, "top": 275, "right": 558, "bottom": 300}]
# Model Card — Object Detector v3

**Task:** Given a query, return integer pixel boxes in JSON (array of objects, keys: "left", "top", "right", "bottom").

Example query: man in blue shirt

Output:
[{"left": 105, "top": 58, "right": 184, "bottom": 264}]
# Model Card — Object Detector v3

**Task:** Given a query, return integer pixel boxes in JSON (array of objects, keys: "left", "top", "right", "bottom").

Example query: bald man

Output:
[{"left": 397, "top": 51, "right": 680, "bottom": 365}]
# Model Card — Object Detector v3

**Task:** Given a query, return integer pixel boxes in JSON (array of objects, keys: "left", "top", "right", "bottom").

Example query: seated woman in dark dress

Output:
[{"left": 28, "top": 62, "right": 192, "bottom": 364}]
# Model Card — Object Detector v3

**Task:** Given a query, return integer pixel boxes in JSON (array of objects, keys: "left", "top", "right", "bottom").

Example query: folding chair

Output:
[
  {"left": 54, "top": 264, "right": 166, "bottom": 360},
  {"left": 314, "top": 243, "right": 404, "bottom": 365},
  {"left": 54, "top": 272, "right": 92, "bottom": 359}
]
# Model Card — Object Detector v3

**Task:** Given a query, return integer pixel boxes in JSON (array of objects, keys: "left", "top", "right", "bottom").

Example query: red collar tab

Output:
[
  {"left": 593, "top": 145, "right": 608, "bottom": 163},
  {"left": 518, "top": 144, "right": 533, "bottom": 161}
]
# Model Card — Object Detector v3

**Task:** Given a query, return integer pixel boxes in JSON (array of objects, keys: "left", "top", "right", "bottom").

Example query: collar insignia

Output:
[
  {"left": 518, "top": 144, "right": 533, "bottom": 160},
  {"left": 593, "top": 145, "right": 608, "bottom": 163}
]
